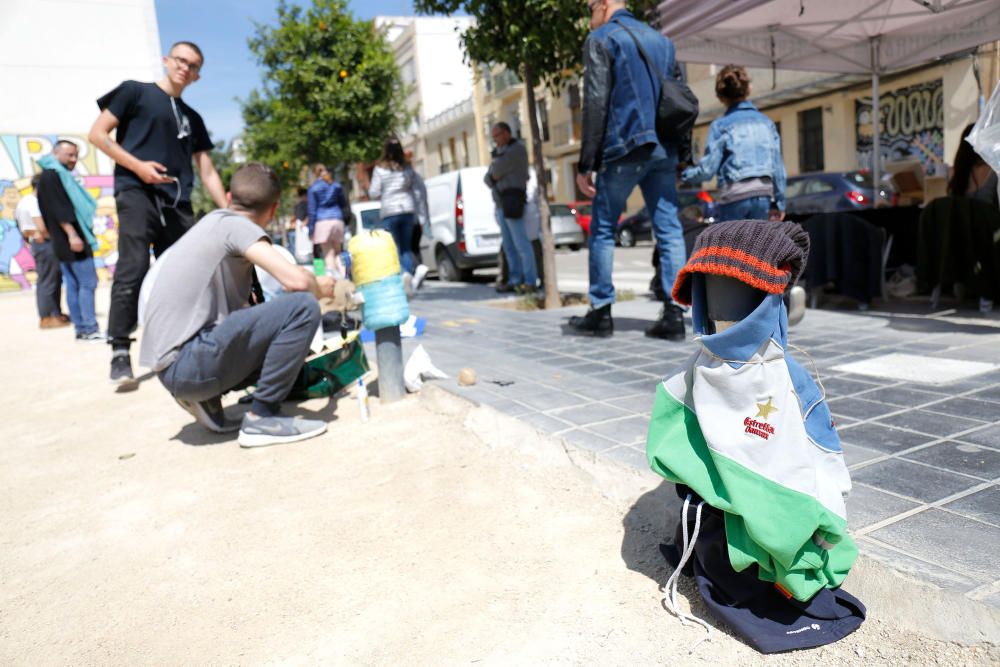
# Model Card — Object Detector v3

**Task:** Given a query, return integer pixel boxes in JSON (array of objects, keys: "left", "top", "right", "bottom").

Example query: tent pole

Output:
[{"left": 871, "top": 36, "right": 882, "bottom": 203}]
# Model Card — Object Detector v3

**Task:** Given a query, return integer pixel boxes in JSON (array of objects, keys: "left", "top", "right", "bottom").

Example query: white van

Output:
[{"left": 422, "top": 166, "right": 500, "bottom": 281}]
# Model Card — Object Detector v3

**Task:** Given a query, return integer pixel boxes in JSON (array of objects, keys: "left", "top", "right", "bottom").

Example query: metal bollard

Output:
[{"left": 374, "top": 326, "right": 405, "bottom": 403}]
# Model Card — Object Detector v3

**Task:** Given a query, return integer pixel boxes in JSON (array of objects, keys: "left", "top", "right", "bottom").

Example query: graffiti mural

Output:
[
  {"left": 0, "top": 134, "right": 119, "bottom": 290},
  {"left": 856, "top": 79, "right": 946, "bottom": 176}
]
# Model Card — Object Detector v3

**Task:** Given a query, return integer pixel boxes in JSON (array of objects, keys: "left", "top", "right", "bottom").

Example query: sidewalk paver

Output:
[{"left": 398, "top": 281, "right": 1000, "bottom": 610}]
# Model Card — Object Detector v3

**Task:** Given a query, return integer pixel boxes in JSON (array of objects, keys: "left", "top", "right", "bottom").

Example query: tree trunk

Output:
[{"left": 522, "top": 64, "right": 561, "bottom": 309}]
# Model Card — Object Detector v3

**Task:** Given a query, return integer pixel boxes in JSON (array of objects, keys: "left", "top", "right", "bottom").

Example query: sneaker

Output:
[
  {"left": 402, "top": 271, "right": 414, "bottom": 296},
  {"left": 57, "top": 313, "right": 71, "bottom": 323},
  {"left": 645, "top": 304, "right": 685, "bottom": 341},
  {"left": 495, "top": 283, "right": 516, "bottom": 294},
  {"left": 174, "top": 396, "right": 240, "bottom": 433},
  {"left": 76, "top": 330, "right": 107, "bottom": 342},
  {"left": 238, "top": 413, "right": 328, "bottom": 448},
  {"left": 412, "top": 264, "right": 429, "bottom": 290},
  {"left": 569, "top": 304, "right": 613, "bottom": 337},
  {"left": 110, "top": 351, "right": 135, "bottom": 385}
]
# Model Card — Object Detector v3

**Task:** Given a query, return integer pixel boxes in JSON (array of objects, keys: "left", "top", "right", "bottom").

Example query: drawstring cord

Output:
[{"left": 661, "top": 494, "right": 713, "bottom": 652}]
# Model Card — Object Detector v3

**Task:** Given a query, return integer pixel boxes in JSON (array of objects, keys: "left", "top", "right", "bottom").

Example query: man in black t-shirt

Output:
[
  {"left": 36, "top": 141, "right": 103, "bottom": 341},
  {"left": 89, "top": 40, "right": 227, "bottom": 385}
]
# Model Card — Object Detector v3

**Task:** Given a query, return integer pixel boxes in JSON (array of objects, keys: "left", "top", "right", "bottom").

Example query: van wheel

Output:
[
  {"left": 618, "top": 227, "right": 635, "bottom": 248},
  {"left": 436, "top": 248, "right": 462, "bottom": 282},
  {"left": 568, "top": 243, "right": 582, "bottom": 252}
]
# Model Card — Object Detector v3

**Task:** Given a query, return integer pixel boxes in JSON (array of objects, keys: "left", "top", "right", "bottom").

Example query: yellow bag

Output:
[{"left": 348, "top": 230, "right": 400, "bottom": 286}]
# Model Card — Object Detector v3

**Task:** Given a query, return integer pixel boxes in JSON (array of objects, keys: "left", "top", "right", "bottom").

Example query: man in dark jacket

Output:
[
  {"left": 36, "top": 141, "right": 102, "bottom": 341},
  {"left": 572, "top": 0, "right": 687, "bottom": 340}
]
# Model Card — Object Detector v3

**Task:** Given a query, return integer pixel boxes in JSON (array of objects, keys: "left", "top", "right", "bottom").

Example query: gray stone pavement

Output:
[{"left": 389, "top": 280, "right": 1000, "bottom": 611}]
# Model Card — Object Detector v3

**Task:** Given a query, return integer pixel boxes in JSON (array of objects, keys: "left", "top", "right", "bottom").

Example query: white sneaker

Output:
[
  {"left": 412, "top": 264, "right": 429, "bottom": 290},
  {"left": 402, "top": 272, "right": 414, "bottom": 296}
]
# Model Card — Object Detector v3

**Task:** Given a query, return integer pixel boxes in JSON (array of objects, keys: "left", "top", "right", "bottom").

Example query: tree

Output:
[
  {"left": 191, "top": 138, "right": 235, "bottom": 219},
  {"left": 241, "top": 0, "right": 411, "bottom": 190},
  {"left": 415, "top": 0, "right": 589, "bottom": 308}
]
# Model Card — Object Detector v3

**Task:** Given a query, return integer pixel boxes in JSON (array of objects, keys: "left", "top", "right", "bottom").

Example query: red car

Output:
[{"left": 569, "top": 200, "right": 593, "bottom": 236}]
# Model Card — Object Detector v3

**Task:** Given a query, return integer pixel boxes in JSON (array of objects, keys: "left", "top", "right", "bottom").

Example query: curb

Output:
[{"left": 420, "top": 384, "right": 1000, "bottom": 646}]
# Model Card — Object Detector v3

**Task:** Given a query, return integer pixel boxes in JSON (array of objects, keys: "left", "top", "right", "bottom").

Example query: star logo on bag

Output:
[{"left": 755, "top": 397, "right": 778, "bottom": 420}]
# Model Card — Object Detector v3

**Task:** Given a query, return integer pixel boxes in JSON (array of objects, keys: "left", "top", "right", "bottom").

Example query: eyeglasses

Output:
[{"left": 169, "top": 55, "right": 201, "bottom": 74}]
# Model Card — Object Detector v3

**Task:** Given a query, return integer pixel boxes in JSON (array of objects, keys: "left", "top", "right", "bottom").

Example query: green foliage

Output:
[
  {"left": 191, "top": 138, "right": 234, "bottom": 219},
  {"left": 414, "top": 0, "right": 589, "bottom": 90},
  {"left": 241, "top": 0, "right": 411, "bottom": 188}
]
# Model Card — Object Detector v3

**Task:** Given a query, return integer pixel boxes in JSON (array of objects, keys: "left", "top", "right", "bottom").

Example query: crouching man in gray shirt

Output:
[{"left": 139, "top": 162, "right": 336, "bottom": 447}]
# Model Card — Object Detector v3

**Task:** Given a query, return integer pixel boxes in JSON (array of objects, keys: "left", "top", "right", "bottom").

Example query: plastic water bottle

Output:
[{"left": 357, "top": 378, "right": 369, "bottom": 423}]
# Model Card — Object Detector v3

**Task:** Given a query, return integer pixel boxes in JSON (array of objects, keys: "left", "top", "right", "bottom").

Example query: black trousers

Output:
[
  {"left": 30, "top": 239, "right": 63, "bottom": 318},
  {"left": 108, "top": 188, "right": 194, "bottom": 345},
  {"left": 158, "top": 293, "right": 321, "bottom": 417}
]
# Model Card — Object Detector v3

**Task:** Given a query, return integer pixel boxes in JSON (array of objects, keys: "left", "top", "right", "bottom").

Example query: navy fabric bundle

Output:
[{"left": 661, "top": 487, "right": 866, "bottom": 654}]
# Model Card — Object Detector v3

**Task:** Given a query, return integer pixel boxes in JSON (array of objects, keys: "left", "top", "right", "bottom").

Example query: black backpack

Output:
[{"left": 614, "top": 20, "right": 699, "bottom": 150}]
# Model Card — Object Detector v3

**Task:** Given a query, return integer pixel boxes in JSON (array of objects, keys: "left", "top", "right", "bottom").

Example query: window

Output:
[
  {"left": 785, "top": 179, "right": 806, "bottom": 199},
  {"left": 537, "top": 99, "right": 550, "bottom": 143},
  {"left": 798, "top": 107, "right": 824, "bottom": 173},
  {"left": 803, "top": 179, "right": 834, "bottom": 194},
  {"left": 401, "top": 59, "right": 416, "bottom": 85}
]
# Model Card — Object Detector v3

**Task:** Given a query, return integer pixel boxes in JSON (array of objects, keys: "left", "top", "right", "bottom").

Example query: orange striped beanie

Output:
[{"left": 672, "top": 220, "right": 810, "bottom": 306}]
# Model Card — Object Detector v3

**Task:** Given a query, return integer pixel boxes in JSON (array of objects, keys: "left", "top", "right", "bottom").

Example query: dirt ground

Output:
[{"left": 1, "top": 287, "right": 997, "bottom": 665}]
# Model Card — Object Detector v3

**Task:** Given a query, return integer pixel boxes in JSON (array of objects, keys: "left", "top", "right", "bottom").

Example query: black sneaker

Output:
[
  {"left": 174, "top": 396, "right": 240, "bottom": 433},
  {"left": 76, "top": 330, "right": 107, "bottom": 342},
  {"left": 495, "top": 283, "right": 516, "bottom": 294},
  {"left": 645, "top": 304, "right": 685, "bottom": 341},
  {"left": 110, "top": 351, "right": 135, "bottom": 385},
  {"left": 569, "top": 304, "right": 613, "bottom": 337}
]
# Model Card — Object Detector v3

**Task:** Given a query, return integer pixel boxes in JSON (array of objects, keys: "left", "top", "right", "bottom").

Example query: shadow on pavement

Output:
[
  {"left": 887, "top": 315, "right": 1000, "bottom": 336},
  {"left": 620, "top": 480, "right": 681, "bottom": 588},
  {"left": 559, "top": 316, "right": 652, "bottom": 336}
]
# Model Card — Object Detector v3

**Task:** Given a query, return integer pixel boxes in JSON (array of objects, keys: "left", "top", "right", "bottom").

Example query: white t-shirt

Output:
[{"left": 14, "top": 193, "right": 41, "bottom": 232}]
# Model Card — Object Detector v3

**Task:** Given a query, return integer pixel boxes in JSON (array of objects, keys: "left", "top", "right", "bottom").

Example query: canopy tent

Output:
[{"left": 654, "top": 0, "right": 1000, "bottom": 187}]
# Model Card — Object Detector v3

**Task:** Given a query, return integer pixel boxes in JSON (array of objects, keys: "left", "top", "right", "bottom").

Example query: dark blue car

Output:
[
  {"left": 617, "top": 189, "right": 718, "bottom": 247},
  {"left": 785, "top": 171, "right": 894, "bottom": 216}
]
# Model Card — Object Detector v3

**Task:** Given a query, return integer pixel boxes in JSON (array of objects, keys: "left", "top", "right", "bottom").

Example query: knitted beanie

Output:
[{"left": 672, "top": 220, "right": 810, "bottom": 306}]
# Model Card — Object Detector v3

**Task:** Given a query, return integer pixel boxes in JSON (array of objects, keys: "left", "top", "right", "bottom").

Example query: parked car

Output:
[
  {"left": 569, "top": 200, "right": 593, "bottom": 236},
  {"left": 616, "top": 208, "right": 652, "bottom": 247},
  {"left": 677, "top": 188, "right": 719, "bottom": 223},
  {"left": 785, "top": 171, "right": 895, "bottom": 216},
  {"left": 422, "top": 166, "right": 501, "bottom": 282},
  {"left": 548, "top": 203, "right": 586, "bottom": 250}
]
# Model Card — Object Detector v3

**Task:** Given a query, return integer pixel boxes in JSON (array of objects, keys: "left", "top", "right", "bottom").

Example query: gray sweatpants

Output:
[{"left": 159, "top": 292, "right": 321, "bottom": 417}]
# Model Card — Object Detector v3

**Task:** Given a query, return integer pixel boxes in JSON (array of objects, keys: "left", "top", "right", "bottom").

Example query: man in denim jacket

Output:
[{"left": 572, "top": 0, "right": 687, "bottom": 340}]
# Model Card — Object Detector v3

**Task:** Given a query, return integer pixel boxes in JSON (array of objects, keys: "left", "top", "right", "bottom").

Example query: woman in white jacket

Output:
[{"left": 368, "top": 137, "right": 430, "bottom": 289}]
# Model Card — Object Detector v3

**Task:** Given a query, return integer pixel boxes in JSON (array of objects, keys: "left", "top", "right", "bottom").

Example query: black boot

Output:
[
  {"left": 569, "top": 304, "right": 613, "bottom": 337},
  {"left": 645, "top": 304, "right": 685, "bottom": 341}
]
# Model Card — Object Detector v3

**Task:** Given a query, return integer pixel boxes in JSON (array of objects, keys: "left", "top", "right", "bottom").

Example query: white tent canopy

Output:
[{"left": 655, "top": 0, "right": 1000, "bottom": 186}]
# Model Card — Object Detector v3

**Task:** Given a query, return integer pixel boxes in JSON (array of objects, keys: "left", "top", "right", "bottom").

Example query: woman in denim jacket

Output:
[{"left": 682, "top": 66, "right": 786, "bottom": 222}]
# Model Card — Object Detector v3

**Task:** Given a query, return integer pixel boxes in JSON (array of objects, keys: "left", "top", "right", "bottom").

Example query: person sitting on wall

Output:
[{"left": 138, "top": 162, "right": 336, "bottom": 448}]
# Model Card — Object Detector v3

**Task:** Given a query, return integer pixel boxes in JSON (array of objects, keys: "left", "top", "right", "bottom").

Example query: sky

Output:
[{"left": 155, "top": 0, "right": 421, "bottom": 144}]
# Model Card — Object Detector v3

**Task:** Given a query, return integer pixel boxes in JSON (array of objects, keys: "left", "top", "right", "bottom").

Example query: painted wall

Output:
[
  {"left": 0, "top": 0, "right": 161, "bottom": 290},
  {"left": 0, "top": 135, "right": 121, "bottom": 291}
]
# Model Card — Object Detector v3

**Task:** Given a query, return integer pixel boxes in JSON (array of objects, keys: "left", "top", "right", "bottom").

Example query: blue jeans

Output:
[
  {"left": 590, "top": 153, "right": 684, "bottom": 307},
  {"left": 380, "top": 213, "right": 416, "bottom": 275},
  {"left": 718, "top": 195, "right": 771, "bottom": 222},
  {"left": 60, "top": 256, "right": 98, "bottom": 335},
  {"left": 496, "top": 207, "right": 537, "bottom": 287}
]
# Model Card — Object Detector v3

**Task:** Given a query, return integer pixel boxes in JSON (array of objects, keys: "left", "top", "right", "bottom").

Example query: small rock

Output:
[
  {"left": 458, "top": 368, "right": 477, "bottom": 386},
  {"left": 118, "top": 452, "right": 135, "bottom": 460}
]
